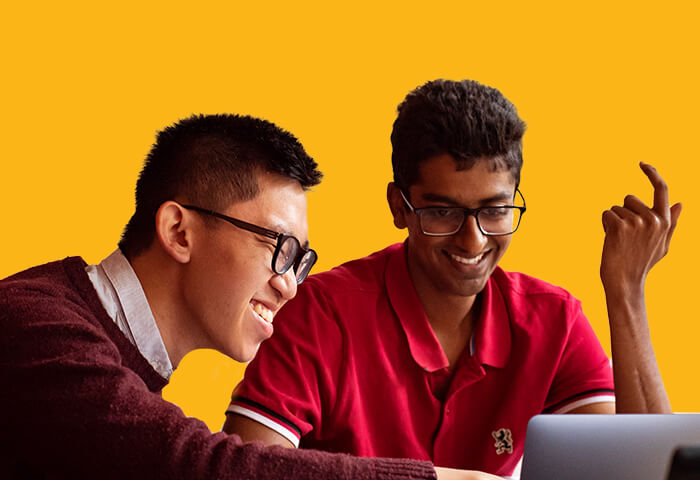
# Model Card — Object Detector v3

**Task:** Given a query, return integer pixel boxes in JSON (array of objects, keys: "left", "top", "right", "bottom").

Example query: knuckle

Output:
[
  {"left": 645, "top": 214, "right": 660, "bottom": 228},
  {"left": 641, "top": 210, "right": 658, "bottom": 223},
  {"left": 655, "top": 178, "right": 669, "bottom": 192},
  {"left": 645, "top": 214, "right": 670, "bottom": 232}
]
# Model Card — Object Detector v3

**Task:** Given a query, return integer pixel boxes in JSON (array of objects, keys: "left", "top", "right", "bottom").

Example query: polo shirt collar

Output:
[
  {"left": 473, "top": 267, "right": 511, "bottom": 368},
  {"left": 385, "top": 243, "right": 448, "bottom": 372},
  {"left": 385, "top": 243, "right": 511, "bottom": 372}
]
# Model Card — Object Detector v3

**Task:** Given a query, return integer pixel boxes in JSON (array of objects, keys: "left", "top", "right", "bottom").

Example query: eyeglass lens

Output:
[
  {"left": 274, "top": 236, "right": 316, "bottom": 283},
  {"left": 420, "top": 207, "right": 522, "bottom": 235}
]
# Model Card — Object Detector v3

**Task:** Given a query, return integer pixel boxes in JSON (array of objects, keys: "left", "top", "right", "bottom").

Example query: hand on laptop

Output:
[
  {"left": 435, "top": 466, "right": 504, "bottom": 479},
  {"left": 599, "top": 162, "right": 680, "bottom": 413},
  {"left": 600, "top": 161, "right": 681, "bottom": 294}
]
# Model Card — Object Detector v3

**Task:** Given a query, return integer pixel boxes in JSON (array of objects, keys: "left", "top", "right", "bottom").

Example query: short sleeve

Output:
[
  {"left": 229, "top": 278, "right": 344, "bottom": 446},
  {"left": 543, "top": 301, "right": 615, "bottom": 413}
]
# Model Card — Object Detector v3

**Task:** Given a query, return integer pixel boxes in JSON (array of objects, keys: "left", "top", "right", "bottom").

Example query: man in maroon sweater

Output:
[{"left": 0, "top": 115, "right": 488, "bottom": 479}]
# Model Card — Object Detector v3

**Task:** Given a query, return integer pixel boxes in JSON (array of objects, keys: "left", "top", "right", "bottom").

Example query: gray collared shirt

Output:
[{"left": 85, "top": 249, "right": 173, "bottom": 379}]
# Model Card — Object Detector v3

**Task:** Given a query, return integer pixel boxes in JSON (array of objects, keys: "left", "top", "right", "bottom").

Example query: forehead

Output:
[
  {"left": 412, "top": 154, "right": 516, "bottom": 202},
  {"left": 225, "top": 172, "right": 309, "bottom": 241}
]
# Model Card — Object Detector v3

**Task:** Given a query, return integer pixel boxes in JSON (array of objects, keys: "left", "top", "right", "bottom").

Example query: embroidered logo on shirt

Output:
[{"left": 492, "top": 428, "right": 513, "bottom": 455}]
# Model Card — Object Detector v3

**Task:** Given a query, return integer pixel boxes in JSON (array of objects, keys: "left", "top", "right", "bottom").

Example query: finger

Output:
[
  {"left": 670, "top": 202, "right": 683, "bottom": 227},
  {"left": 602, "top": 208, "right": 623, "bottom": 232},
  {"left": 601, "top": 209, "right": 614, "bottom": 232},
  {"left": 639, "top": 162, "right": 670, "bottom": 216},
  {"left": 610, "top": 205, "right": 636, "bottom": 220},
  {"left": 665, "top": 202, "right": 683, "bottom": 250},
  {"left": 622, "top": 194, "right": 650, "bottom": 215}
]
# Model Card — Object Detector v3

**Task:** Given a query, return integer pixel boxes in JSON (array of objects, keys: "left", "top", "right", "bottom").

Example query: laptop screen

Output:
[{"left": 520, "top": 414, "right": 700, "bottom": 480}]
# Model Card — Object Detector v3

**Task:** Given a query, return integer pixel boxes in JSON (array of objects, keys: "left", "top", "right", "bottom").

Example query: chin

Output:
[
  {"left": 449, "top": 277, "right": 490, "bottom": 298},
  {"left": 239, "top": 344, "right": 263, "bottom": 364},
  {"left": 219, "top": 342, "right": 259, "bottom": 363}
]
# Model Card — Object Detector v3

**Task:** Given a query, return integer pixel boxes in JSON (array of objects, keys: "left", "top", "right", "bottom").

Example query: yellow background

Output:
[{"left": 1, "top": 2, "right": 698, "bottom": 431}]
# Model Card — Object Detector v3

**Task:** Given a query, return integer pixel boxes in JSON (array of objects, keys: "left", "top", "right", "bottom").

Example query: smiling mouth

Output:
[
  {"left": 447, "top": 251, "right": 487, "bottom": 265},
  {"left": 251, "top": 302, "right": 274, "bottom": 323}
]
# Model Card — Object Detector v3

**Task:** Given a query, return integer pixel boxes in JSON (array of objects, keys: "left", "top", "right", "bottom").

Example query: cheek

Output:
[
  {"left": 409, "top": 233, "right": 447, "bottom": 260},
  {"left": 189, "top": 253, "right": 249, "bottom": 312},
  {"left": 490, "top": 236, "right": 511, "bottom": 259}
]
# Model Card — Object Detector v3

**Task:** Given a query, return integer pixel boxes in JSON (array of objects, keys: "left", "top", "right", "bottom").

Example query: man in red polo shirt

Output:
[{"left": 223, "top": 80, "right": 680, "bottom": 478}]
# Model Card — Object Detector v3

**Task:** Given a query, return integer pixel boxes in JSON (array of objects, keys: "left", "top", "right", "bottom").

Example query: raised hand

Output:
[
  {"left": 600, "top": 162, "right": 682, "bottom": 293},
  {"left": 600, "top": 162, "right": 680, "bottom": 413}
]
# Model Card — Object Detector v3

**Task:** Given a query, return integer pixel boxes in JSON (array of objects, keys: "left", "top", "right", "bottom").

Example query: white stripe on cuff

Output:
[
  {"left": 551, "top": 394, "right": 616, "bottom": 414},
  {"left": 227, "top": 404, "right": 301, "bottom": 447}
]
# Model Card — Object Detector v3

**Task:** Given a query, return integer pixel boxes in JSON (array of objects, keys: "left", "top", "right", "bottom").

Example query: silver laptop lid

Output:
[{"left": 521, "top": 414, "right": 700, "bottom": 480}]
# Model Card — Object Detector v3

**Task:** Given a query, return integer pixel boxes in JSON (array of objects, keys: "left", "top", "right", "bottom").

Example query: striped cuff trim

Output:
[
  {"left": 546, "top": 388, "right": 615, "bottom": 413},
  {"left": 551, "top": 394, "right": 616, "bottom": 414},
  {"left": 227, "top": 400, "right": 301, "bottom": 447}
]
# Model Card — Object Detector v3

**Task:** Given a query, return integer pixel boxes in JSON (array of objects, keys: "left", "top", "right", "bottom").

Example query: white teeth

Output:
[
  {"left": 449, "top": 252, "right": 485, "bottom": 265},
  {"left": 252, "top": 303, "right": 274, "bottom": 323}
]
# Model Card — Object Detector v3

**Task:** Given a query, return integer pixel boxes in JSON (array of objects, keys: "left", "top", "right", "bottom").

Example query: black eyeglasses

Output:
[
  {"left": 400, "top": 189, "right": 527, "bottom": 236},
  {"left": 181, "top": 204, "right": 317, "bottom": 284}
]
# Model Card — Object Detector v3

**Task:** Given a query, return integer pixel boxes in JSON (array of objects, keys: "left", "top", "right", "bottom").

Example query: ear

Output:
[
  {"left": 154, "top": 201, "right": 193, "bottom": 264},
  {"left": 387, "top": 182, "right": 408, "bottom": 230}
]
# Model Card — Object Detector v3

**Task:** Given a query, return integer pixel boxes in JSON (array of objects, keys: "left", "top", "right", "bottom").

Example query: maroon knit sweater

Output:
[{"left": 0, "top": 257, "right": 437, "bottom": 480}]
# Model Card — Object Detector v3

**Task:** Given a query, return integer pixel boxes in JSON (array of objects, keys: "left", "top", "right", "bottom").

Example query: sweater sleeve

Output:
[{"left": 0, "top": 280, "right": 436, "bottom": 480}]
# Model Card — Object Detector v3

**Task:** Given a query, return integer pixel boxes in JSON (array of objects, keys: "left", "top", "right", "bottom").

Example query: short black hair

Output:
[
  {"left": 391, "top": 79, "right": 526, "bottom": 189},
  {"left": 119, "top": 114, "right": 322, "bottom": 259}
]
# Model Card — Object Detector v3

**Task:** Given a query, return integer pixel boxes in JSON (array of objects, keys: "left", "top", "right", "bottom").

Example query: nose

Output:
[
  {"left": 270, "top": 267, "right": 298, "bottom": 302},
  {"left": 454, "top": 215, "right": 488, "bottom": 254}
]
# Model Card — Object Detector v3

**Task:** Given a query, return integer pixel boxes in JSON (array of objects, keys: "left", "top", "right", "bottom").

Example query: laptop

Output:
[
  {"left": 667, "top": 446, "right": 700, "bottom": 479},
  {"left": 520, "top": 414, "right": 700, "bottom": 480}
]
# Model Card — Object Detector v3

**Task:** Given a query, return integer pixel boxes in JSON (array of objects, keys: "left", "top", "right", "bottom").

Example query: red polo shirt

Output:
[{"left": 228, "top": 243, "right": 614, "bottom": 476}]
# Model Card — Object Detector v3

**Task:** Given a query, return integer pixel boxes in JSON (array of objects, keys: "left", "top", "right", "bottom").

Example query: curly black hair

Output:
[{"left": 391, "top": 79, "right": 526, "bottom": 189}]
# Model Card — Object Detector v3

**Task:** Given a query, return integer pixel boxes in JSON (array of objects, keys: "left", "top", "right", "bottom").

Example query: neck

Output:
[
  {"left": 129, "top": 249, "right": 192, "bottom": 368},
  {"left": 421, "top": 287, "right": 477, "bottom": 333},
  {"left": 424, "top": 289, "right": 480, "bottom": 367},
  {"left": 406, "top": 256, "right": 480, "bottom": 366}
]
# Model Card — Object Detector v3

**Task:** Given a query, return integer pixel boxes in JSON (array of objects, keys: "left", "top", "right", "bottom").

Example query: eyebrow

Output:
[
  {"left": 269, "top": 222, "right": 310, "bottom": 250},
  {"left": 420, "top": 191, "right": 514, "bottom": 207}
]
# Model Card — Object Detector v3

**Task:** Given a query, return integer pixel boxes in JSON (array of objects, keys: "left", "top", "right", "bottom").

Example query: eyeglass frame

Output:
[
  {"left": 399, "top": 188, "right": 527, "bottom": 237},
  {"left": 180, "top": 204, "right": 317, "bottom": 284}
]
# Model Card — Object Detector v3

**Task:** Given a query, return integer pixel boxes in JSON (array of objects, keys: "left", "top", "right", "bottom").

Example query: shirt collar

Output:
[
  {"left": 385, "top": 242, "right": 511, "bottom": 372},
  {"left": 385, "top": 242, "right": 449, "bottom": 372},
  {"left": 473, "top": 267, "right": 511, "bottom": 368},
  {"left": 86, "top": 249, "right": 173, "bottom": 379}
]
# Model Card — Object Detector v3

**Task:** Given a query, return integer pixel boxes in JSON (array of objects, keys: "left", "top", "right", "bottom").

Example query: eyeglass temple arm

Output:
[{"left": 181, "top": 204, "right": 280, "bottom": 240}]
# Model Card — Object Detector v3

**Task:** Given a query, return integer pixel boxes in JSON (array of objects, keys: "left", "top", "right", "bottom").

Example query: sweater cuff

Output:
[{"left": 371, "top": 458, "right": 437, "bottom": 480}]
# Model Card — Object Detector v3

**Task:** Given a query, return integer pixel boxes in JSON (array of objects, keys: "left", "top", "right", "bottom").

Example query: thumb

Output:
[
  {"left": 670, "top": 202, "right": 683, "bottom": 227},
  {"left": 665, "top": 202, "right": 682, "bottom": 251}
]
